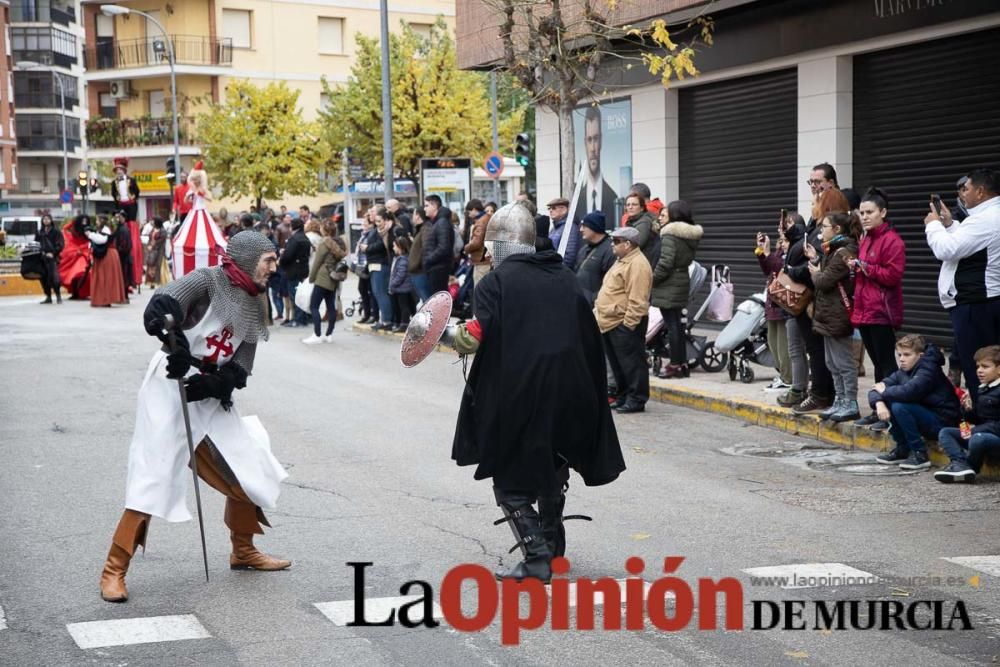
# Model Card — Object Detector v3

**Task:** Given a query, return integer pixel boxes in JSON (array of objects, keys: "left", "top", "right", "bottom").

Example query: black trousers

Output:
[
  {"left": 950, "top": 300, "right": 1000, "bottom": 401},
  {"left": 358, "top": 276, "right": 376, "bottom": 319},
  {"left": 604, "top": 319, "right": 649, "bottom": 406},
  {"left": 390, "top": 292, "right": 415, "bottom": 325},
  {"left": 425, "top": 266, "right": 450, "bottom": 295},
  {"left": 858, "top": 324, "right": 898, "bottom": 382},
  {"left": 795, "top": 311, "right": 834, "bottom": 400},
  {"left": 40, "top": 255, "right": 61, "bottom": 298},
  {"left": 659, "top": 307, "right": 686, "bottom": 365}
]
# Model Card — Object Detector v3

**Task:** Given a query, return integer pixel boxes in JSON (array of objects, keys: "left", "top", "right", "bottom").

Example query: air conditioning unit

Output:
[{"left": 109, "top": 80, "right": 131, "bottom": 99}]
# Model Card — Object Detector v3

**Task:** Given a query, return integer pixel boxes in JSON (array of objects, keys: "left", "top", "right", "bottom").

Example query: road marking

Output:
[
  {"left": 66, "top": 614, "right": 211, "bottom": 649},
  {"left": 314, "top": 580, "right": 655, "bottom": 627},
  {"left": 0, "top": 602, "right": 7, "bottom": 630},
  {"left": 942, "top": 555, "right": 1000, "bottom": 577},
  {"left": 742, "top": 563, "right": 877, "bottom": 589}
]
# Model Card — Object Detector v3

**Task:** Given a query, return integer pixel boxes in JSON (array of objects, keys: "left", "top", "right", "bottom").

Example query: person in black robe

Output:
[
  {"left": 449, "top": 202, "right": 625, "bottom": 583},
  {"left": 113, "top": 213, "right": 133, "bottom": 298}
]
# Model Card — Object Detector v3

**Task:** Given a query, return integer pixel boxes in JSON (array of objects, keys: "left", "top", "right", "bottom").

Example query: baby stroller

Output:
[
  {"left": 714, "top": 292, "right": 775, "bottom": 383},
  {"left": 450, "top": 259, "right": 474, "bottom": 321},
  {"left": 646, "top": 262, "right": 728, "bottom": 375}
]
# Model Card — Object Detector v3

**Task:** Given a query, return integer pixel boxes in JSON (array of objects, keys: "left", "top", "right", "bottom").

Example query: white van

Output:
[{"left": 1, "top": 217, "right": 42, "bottom": 246}]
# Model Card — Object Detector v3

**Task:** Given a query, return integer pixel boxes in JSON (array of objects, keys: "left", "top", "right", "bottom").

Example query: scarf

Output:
[{"left": 217, "top": 244, "right": 261, "bottom": 296}]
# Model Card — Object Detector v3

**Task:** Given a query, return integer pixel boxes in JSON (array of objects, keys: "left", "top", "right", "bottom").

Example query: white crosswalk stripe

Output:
[
  {"left": 66, "top": 614, "right": 211, "bottom": 650},
  {"left": 0, "top": 602, "right": 7, "bottom": 631},
  {"left": 942, "top": 555, "right": 1000, "bottom": 577},
  {"left": 314, "top": 579, "right": 656, "bottom": 627},
  {"left": 742, "top": 563, "right": 877, "bottom": 589}
]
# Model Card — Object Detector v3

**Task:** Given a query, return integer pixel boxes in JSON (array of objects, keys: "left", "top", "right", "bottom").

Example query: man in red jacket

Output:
[{"left": 172, "top": 168, "right": 191, "bottom": 220}]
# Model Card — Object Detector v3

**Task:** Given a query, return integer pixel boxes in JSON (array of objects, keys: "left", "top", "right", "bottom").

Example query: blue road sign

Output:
[
  {"left": 60, "top": 189, "right": 73, "bottom": 204},
  {"left": 484, "top": 152, "right": 504, "bottom": 179}
]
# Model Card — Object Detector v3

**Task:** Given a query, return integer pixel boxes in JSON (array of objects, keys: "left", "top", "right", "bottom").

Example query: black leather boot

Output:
[
  {"left": 537, "top": 464, "right": 591, "bottom": 559},
  {"left": 492, "top": 488, "right": 552, "bottom": 583}
]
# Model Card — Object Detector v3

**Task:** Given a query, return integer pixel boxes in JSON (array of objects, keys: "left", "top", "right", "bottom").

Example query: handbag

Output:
[
  {"left": 767, "top": 269, "right": 813, "bottom": 316},
  {"left": 705, "top": 265, "right": 735, "bottom": 322},
  {"left": 330, "top": 260, "right": 349, "bottom": 282}
]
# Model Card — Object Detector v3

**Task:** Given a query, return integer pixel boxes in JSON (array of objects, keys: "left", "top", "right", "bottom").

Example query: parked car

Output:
[{"left": 1, "top": 217, "right": 42, "bottom": 247}]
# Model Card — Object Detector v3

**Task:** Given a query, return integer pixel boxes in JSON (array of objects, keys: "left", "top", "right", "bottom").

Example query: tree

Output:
[
  {"left": 320, "top": 18, "right": 526, "bottom": 181},
  {"left": 198, "top": 81, "right": 326, "bottom": 209},
  {"left": 485, "top": 0, "right": 713, "bottom": 195}
]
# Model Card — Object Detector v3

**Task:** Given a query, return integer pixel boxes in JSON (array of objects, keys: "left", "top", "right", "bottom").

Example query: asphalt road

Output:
[{"left": 1, "top": 290, "right": 998, "bottom": 666}]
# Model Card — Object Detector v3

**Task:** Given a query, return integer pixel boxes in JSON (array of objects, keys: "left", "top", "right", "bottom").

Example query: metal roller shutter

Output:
[
  {"left": 679, "top": 68, "right": 798, "bottom": 313},
  {"left": 853, "top": 28, "right": 1000, "bottom": 341}
]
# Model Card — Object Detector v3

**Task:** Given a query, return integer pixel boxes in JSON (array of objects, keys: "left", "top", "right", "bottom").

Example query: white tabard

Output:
[{"left": 124, "top": 305, "right": 286, "bottom": 522}]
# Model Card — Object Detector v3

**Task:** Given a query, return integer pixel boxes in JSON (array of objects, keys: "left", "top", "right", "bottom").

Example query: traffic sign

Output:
[
  {"left": 60, "top": 189, "right": 73, "bottom": 204},
  {"left": 483, "top": 152, "right": 504, "bottom": 179}
]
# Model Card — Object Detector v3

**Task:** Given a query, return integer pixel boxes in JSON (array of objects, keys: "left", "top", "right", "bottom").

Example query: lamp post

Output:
[
  {"left": 100, "top": 5, "right": 180, "bottom": 200},
  {"left": 378, "top": 0, "right": 393, "bottom": 199},
  {"left": 17, "top": 60, "right": 68, "bottom": 201}
]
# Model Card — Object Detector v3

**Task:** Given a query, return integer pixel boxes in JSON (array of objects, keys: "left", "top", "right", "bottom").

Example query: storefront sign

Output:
[{"left": 133, "top": 170, "right": 171, "bottom": 193}]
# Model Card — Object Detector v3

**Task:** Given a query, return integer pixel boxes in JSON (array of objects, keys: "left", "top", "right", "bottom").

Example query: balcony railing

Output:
[
  {"left": 86, "top": 116, "right": 199, "bottom": 149},
  {"left": 11, "top": 1, "right": 76, "bottom": 26},
  {"left": 14, "top": 91, "right": 78, "bottom": 110},
  {"left": 17, "top": 135, "right": 81, "bottom": 152},
  {"left": 84, "top": 36, "right": 233, "bottom": 71}
]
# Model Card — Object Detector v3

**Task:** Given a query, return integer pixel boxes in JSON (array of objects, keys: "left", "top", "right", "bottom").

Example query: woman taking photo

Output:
[
  {"left": 302, "top": 219, "right": 347, "bottom": 344},
  {"left": 851, "top": 187, "right": 905, "bottom": 429},
  {"left": 651, "top": 200, "right": 703, "bottom": 378},
  {"left": 366, "top": 206, "right": 396, "bottom": 331},
  {"left": 756, "top": 212, "right": 798, "bottom": 390}
]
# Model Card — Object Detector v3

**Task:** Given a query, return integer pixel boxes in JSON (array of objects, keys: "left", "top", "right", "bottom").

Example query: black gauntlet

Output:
[{"left": 183, "top": 363, "right": 248, "bottom": 410}]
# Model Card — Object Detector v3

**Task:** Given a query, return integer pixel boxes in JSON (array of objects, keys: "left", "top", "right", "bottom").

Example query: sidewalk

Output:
[{"left": 350, "top": 319, "right": 998, "bottom": 479}]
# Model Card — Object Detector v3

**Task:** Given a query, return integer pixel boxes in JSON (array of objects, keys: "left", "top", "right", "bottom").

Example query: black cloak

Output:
[{"left": 451, "top": 250, "right": 626, "bottom": 492}]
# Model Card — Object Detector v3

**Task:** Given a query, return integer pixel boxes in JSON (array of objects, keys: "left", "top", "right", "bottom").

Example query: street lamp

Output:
[
  {"left": 17, "top": 60, "right": 68, "bottom": 201},
  {"left": 100, "top": 4, "right": 180, "bottom": 200}
]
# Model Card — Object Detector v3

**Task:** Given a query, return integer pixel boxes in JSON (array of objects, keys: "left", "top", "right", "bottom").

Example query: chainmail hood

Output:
[
  {"left": 485, "top": 239, "right": 535, "bottom": 266},
  {"left": 227, "top": 231, "right": 274, "bottom": 275}
]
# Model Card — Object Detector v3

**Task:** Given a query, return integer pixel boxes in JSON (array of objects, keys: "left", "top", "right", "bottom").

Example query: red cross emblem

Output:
[{"left": 204, "top": 327, "right": 235, "bottom": 364}]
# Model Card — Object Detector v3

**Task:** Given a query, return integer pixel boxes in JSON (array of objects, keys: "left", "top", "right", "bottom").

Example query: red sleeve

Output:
[{"left": 465, "top": 319, "right": 483, "bottom": 342}]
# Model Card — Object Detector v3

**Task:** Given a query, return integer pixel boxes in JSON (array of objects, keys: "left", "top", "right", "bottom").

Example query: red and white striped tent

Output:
[{"left": 171, "top": 203, "right": 226, "bottom": 279}]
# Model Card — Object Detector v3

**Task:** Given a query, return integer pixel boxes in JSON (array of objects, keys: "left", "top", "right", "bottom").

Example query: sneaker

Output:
[
  {"left": 934, "top": 461, "right": 976, "bottom": 484},
  {"left": 830, "top": 399, "right": 861, "bottom": 423},
  {"left": 854, "top": 412, "right": 880, "bottom": 427},
  {"left": 764, "top": 378, "right": 791, "bottom": 391},
  {"left": 899, "top": 451, "right": 931, "bottom": 471},
  {"left": 868, "top": 420, "right": 891, "bottom": 432},
  {"left": 301, "top": 334, "right": 323, "bottom": 345},
  {"left": 792, "top": 395, "right": 833, "bottom": 414},
  {"left": 322, "top": 334, "right": 335, "bottom": 343},
  {"left": 776, "top": 389, "right": 806, "bottom": 408},
  {"left": 875, "top": 448, "right": 908, "bottom": 465}
]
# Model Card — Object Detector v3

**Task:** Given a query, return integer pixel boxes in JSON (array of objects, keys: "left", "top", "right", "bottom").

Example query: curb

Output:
[
  {"left": 0, "top": 274, "right": 43, "bottom": 297},
  {"left": 352, "top": 322, "right": 998, "bottom": 479}
]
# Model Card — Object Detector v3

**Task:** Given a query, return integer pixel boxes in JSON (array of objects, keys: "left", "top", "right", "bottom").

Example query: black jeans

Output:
[
  {"left": 358, "top": 276, "right": 376, "bottom": 320},
  {"left": 310, "top": 284, "right": 337, "bottom": 336},
  {"left": 795, "top": 312, "right": 834, "bottom": 400},
  {"left": 950, "top": 300, "right": 1000, "bottom": 401},
  {"left": 40, "top": 255, "right": 61, "bottom": 299},
  {"left": 858, "top": 324, "right": 898, "bottom": 382},
  {"left": 390, "top": 292, "right": 415, "bottom": 325},
  {"left": 604, "top": 319, "right": 649, "bottom": 406},
  {"left": 425, "top": 265, "right": 450, "bottom": 296},
  {"left": 659, "top": 307, "right": 686, "bottom": 365}
]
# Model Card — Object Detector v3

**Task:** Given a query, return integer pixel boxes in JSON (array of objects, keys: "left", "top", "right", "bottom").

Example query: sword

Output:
[{"left": 163, "top": 314, "right": 211, "bottom": 583}]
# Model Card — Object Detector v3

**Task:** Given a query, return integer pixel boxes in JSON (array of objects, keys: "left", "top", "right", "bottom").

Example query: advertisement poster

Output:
[
  {"left": 420, "top": 158, "right": 472, "bottom": 213},
  {"left": 572, "top": 98, "right": 632, "bottom": 229}
]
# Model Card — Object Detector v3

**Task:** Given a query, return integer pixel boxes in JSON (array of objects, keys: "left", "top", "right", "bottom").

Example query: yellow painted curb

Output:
[{"left": 0, "top": 274, "right": 44, "bottom": 297}]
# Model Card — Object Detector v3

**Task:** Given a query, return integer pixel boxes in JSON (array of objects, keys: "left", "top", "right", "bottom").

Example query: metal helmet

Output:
[{"left": 484, "top": 202, "right": 536, "bottom": 245}]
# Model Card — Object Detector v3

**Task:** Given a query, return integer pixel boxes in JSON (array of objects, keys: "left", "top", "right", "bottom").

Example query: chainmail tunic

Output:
[{"left": 485, "top": 240, "right": 535, "bottom": 266}]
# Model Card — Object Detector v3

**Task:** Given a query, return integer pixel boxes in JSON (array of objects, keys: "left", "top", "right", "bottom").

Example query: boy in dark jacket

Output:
[
  {"left": 873, "top": 335, "right": 960, "bottom": 470},
  {"left": 934, "top": 345, "right": 1000, "bottom": 483}
]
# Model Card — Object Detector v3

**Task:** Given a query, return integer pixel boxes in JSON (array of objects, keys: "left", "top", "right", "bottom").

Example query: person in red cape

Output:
[{"left": 59, "top": 215, "right": 93, "bottom": 300}]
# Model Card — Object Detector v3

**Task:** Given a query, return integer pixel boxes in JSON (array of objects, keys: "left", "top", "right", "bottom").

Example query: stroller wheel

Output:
[
  {"left": 699, "top": 342, "right": 727, "bottom": 373},
  {"left": 727, "top": 355, "right": 738, "bottom": 381},
  {"left": 345, "top": 307, "right": 355, "bottom": 317},
  {"left": 739, "top": 363, "right": 755, "bottom": 384}
]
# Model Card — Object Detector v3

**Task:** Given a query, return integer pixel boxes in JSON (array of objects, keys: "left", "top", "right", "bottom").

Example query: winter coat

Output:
[
  {"left": 625, "top": 210, "right": 660, "bottom": 268},
  {"left": 362, "top": 228, "right": 390, "bottom": 266},
  {"left": 279, "top": 228, "right": 311, "bottom": 281},
  {"left": 810, "top": 235, "right": 857, "bottom": 338},
  {"left": 756, "top": 249, "right": 786, "bottom": 321},
  {"left": 574, "top": 234, "right": 615, "bottom": 305},
  {"left": 593, "top": 246, "right": 653, "bottom": 333},
  {"left": 409, "top": 222, "right": 430, "bottom": 274},
  {"left": 423, "top": 208, "right": 455, "bottom": 275},
  {"left": 388, "top": 255, "right": 413, "bottom": 294},
  {"left": 308, "top": 236, "right": 347, "bottom": 292},
  {"left": 971, "top": 380, "right": 1000, "bottom": 437},
  {"left": 851, "top": 223, "right": 905, "bottom": 328},
  {"left": 651, "top": 222, "right": 703, "bottom": 309},
  {"left": 784, "top": 219, "right": 824, "bottom": 288},
  {"left": 35, "top": 224, "right": 64, "bottom": 258},
  {"left": 619, "top": 198, "right": 665, "bottom": 227},
  {"left": 464, "top": 211, "right": 492, "bottom": 265},
  {"left": 868, "top": 343, "right": 960, "bottom": 425},
  {"left": 549, "top": 217, "right": 581, "bottom": 267}
]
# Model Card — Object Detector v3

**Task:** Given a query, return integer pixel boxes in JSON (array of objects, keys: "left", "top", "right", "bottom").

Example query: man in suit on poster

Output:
[{"left": 574, "top": 106, "right": 618, "bottom": 230}]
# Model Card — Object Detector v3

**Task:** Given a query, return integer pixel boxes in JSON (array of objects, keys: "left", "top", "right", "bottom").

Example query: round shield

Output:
[{"left": 400, "top": 291, "right": 454, "bottom": 368}]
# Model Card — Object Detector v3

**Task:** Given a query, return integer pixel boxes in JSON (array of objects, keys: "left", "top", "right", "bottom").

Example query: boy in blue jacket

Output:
[
  {"left": 873, "top": 335, "right": 960, "bottom": 470},
  {"left": 934, "top": 345, "right": 1000, "bottom": 483}
]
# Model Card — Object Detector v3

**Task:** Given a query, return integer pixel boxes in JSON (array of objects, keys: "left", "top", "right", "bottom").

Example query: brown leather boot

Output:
[
  {"left": 99, "top": 509, "right": 150, "bottom": 602},
  {"left": 225, "top": 498, "right": 290, "bottom": 571}
]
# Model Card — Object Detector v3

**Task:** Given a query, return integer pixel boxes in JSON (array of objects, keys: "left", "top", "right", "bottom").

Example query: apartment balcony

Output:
[
  {"left": 14, "top": 92, "right": 78, "bottom": 110},
  {"left": 11, "top": 1, "right": 76, "bottom": 27},
  {"left": 11, "top": 25, "right": 78, "bottom": 69},
  {"left": 86, "top": 116, "right": 202, "bottom": 159},
  {"left": 84, "top": 36, "right": 233, "bottom": 81}
]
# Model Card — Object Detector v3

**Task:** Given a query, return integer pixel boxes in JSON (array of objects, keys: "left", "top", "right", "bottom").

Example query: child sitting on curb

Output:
[
  {"left": 934, "top": 345, "right": 1000, "bottom": 483},
  {"left": 873, "top": 335, "right": 961, "bottom": 470}
]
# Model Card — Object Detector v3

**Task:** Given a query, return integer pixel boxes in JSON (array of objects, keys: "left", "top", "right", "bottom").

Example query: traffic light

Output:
[
  {"left": 515, "top": 132, "right": 531, "bottom": 167},
  {"left": 166, "top": 158, "right": 176, "bottom": 186},
  {"left": 77, "top": 170, "right": 88, "bottom": 195}
]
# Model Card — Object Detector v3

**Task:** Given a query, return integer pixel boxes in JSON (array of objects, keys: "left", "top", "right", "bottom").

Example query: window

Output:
[
  {"left": 222, "top": 9, "right": 252, "bottom": 49},
  {"left": 409, "top": 23, "right": 433, "bottom": 41},
  {"left": 319, "top": 92, "right": 332, "bottom": 110},
  {"left": 318, "top": 17, "right": 344, "bottom": 55},
  {"left": 99, "top": 92, "right": 117, "bottom": 118}
]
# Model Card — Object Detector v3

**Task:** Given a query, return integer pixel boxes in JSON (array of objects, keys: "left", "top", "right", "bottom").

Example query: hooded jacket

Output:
[
  {"left": 574, "top": 234, "right": 615, "bottom": 305},
  {"left": 423, "top": 207, "right": 455, "bottom": 275},
  {"left": 867, "top": 343, "right": 960, "bottom": 425},
  {"left": 851, "top": 222, "right": 905, "bottom": 328},
  {"left": 651, "top": 221, "right": 703, "bottom": 310},
  {"left": 625, "top": 210, "right": 660, "bottom": 268},
  {"left": 810, "top": 234, "right": 857, "bottom": 338}
]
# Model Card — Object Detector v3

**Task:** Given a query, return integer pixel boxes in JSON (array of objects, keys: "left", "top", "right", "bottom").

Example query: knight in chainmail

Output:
[
  {"left": 447, "top": 202, "right": 625, "bottom": 584},
  {"left": 99, "top": 231, "right": 291, "bottom": 604}
]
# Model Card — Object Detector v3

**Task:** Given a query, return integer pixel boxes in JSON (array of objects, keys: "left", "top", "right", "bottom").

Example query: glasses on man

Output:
[{"left": 806, "top": 179, "right": 823, "bottom": 186}]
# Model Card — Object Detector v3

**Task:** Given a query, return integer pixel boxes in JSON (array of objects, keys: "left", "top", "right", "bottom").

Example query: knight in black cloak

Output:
[{"left": 449, "top": 202, "right": 625, "bottom": 583}]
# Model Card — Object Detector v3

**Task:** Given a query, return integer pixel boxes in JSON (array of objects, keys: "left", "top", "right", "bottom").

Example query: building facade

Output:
[
  {"left": 457, "top": 0, "right": 1000, "bottom": 340},
  {"left": 82, "top": 0, "right": 455, "bottom": 221},
  {"left": 0, "top": 0, "right": 18, "bottom": 191}
]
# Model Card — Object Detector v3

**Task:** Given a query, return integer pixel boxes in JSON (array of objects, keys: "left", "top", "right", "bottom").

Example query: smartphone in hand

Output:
[{"left": 930, "top": 194, "right": 943, "bottom": 215}]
